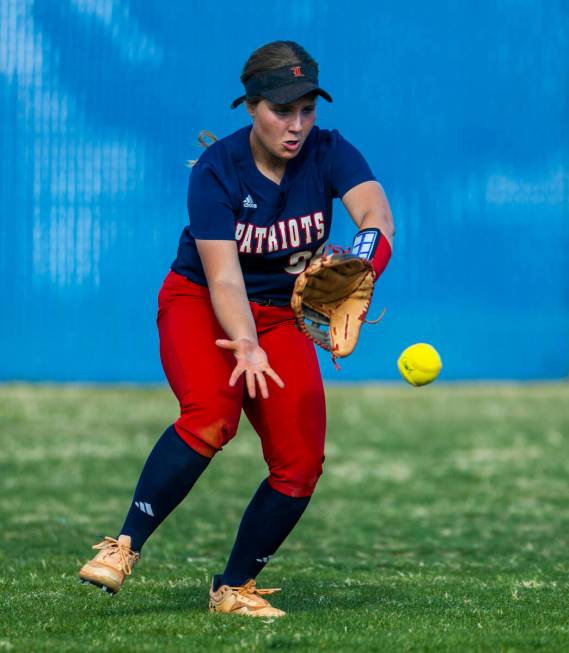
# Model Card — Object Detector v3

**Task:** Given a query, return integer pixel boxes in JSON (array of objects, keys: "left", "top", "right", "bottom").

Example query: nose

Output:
[{"left": 288, "top": 111, "right": 303, "bottom": 133}]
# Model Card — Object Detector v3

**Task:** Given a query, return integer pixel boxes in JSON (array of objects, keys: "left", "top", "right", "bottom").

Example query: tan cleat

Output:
[
  {"left": 79, "top": 535, "right": 139, "bottom": 594},
  {"left": 209, "top": 578, "right": 286, "bottom": 618}
]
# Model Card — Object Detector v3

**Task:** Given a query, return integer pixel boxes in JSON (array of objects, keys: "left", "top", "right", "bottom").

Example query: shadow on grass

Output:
[{"left": 75, "top": 580, "right": 424, "bottom": 618}]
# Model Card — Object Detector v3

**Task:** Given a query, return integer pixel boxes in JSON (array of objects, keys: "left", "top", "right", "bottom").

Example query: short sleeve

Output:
[
  {"left": 187, "top": 162, "right": 236, "bottom": 240},
  {"left": 328, "top": 131, "right": 376, "bottom": 199}
]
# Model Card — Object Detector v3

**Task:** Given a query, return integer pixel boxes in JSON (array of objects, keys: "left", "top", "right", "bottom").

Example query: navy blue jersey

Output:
[{"left": 171, "top": 125, "right": 375, "bottom": 303}]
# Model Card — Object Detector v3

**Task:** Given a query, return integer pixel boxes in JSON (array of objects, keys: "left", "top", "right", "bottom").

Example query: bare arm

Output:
[
  {"left": 196, "top": 239, "right": 257, "bottom": 342},
  {"left": 342, "top": 180, "right": 395, "bottom": 248},
  {"left": 196, "top": 239, "right": 284, "bottom": 398}
]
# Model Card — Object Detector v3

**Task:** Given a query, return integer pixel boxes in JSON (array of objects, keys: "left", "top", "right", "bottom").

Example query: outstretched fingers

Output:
[
  {"left": 255, "top": 371, "right": 270, "bottom": 400},
  {"left": 215, "top": 339, "right": 235, "bottom": 351},
  {"left": 228, "top": 365, "right": 283, "bottom": 399},
  {"left": 264, "top": 367, "right": 285, "bottom": 389},
  {"left": 216, "top": 337, "right": 285, "bottom": 399},
  {"left": 228, "top": 364, "right": 244, "bottom": 388},
  {"left": 245, "top": 369, "right": 257, "bottom": 399}
]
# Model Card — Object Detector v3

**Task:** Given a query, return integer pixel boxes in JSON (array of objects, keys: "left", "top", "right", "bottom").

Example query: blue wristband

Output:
[{"left": 352, "top": 228, "right": 381, "bottom": 260}]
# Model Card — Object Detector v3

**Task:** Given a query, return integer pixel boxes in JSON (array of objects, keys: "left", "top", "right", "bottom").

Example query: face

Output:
[{"left": 247, "top": 94, "right": 317, "bottom": 161}]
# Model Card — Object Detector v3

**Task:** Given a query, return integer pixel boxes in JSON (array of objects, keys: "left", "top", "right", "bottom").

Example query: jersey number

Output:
[{"left": 285, "top": 244, "right": 325, "bottom": 275}]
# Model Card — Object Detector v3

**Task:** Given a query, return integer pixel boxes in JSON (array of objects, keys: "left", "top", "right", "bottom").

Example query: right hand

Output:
[{"left": 215, "top": 337, "right": 285, "bottom": 399}]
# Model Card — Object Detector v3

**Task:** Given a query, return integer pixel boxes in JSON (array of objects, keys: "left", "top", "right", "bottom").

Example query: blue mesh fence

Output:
[{"left": 0, "top": 0, "right": 567, "bottom": 381}]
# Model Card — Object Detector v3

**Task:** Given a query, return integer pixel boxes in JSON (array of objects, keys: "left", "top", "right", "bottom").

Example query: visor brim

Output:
[
  {"left": 262, "top": 83, "right": 333, "bottom": 105},
  {"left": 230, "top": 83, "right": 333, "bottom": 109}
]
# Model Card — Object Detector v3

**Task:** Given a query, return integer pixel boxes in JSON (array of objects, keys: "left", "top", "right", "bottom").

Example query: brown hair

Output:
[
  {"left": 187, "top": 42, "right": 318, "bottom": 165},
  {"left": 241, "top": 41, "right": 319, "bottom": 104}
]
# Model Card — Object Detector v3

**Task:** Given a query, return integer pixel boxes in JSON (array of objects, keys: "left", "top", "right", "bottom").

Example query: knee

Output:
[
  {"left": 176, "top": 401, "right": 239, "bottom": 458},
  {"left": 269, "top": 454, "right": 325, "bottom": 498}
]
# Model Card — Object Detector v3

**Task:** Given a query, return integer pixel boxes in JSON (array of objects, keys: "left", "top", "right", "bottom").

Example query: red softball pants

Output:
[{"left": 157, "top": 271, "right": 326, "bottom": 498}]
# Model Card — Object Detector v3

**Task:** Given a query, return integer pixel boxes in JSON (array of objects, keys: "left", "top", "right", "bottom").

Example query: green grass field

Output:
[{"left": 1, "top": 383, "right": 569, "bottom": 652}]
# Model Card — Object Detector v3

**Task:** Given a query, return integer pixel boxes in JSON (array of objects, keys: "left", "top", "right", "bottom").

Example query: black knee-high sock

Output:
[
  {"left": 216, "top": 479, "right": 311, "bottom": 588},
  {"left": 119, "top": 424, "right": 210, "bottom": 552}
]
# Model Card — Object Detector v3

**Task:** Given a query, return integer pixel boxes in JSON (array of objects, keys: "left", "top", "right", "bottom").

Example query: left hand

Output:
[{"left": 215, "top": 337, "right": 285, "bottom": 399}]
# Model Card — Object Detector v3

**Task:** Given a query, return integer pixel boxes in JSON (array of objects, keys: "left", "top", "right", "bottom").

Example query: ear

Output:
[{"left": 245, "top": 101, "right": 256, "bottom": 120}]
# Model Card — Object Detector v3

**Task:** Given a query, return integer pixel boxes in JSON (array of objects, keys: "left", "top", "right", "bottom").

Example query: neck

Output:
[{"left": 250, "top": 129, "right": 286, "bottom": 184}]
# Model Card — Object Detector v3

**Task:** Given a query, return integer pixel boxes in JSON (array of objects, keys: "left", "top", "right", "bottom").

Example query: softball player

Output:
[{"left": 80, "top": 40, "right": 394, "bottom": 618}]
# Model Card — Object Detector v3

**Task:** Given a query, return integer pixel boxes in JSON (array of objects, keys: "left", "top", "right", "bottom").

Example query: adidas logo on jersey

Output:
[
  {"left": 134, "top": 501, "right": 155, "bottom": 517},
  {"left": 242, "top": 194, "right": 257, "bottom": 209}
]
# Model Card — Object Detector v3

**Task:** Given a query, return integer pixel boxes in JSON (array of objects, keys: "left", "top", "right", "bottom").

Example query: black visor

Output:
[{"left": 231, "top": 63, "right": 333, "bottom": 109}]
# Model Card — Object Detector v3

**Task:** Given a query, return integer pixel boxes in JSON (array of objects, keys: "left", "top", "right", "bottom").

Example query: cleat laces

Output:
[
  {"left": 91, "top": 536, "right": 137, "bottom": 575},
  {"left": 230, "top": 580, "right": 281, "bottom": 598}
]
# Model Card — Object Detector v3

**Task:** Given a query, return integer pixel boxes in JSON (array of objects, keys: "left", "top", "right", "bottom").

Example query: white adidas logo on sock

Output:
[
  {"left": 135, "top": 501, "right": 155, "bottom": 517},
  {"left": 242, "top": 194, "right": 257, "bottom": 209},
  {"left": 255, "top": 555, "right": 272, "bottom": 564}
]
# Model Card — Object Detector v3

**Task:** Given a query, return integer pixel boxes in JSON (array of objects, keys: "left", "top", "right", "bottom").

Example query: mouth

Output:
[{"left": 282, "top": 140, "right": 300, "bottom": 152}]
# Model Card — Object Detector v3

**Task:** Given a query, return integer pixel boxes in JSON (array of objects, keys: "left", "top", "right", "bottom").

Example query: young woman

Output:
[{"left": 80, "top": 40, "right": 394, "bottom": 618}]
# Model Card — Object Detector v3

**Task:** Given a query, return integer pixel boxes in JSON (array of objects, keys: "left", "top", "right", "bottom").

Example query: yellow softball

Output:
[{"left": 397, "top": 343, "right": 442, "bottom": 386}]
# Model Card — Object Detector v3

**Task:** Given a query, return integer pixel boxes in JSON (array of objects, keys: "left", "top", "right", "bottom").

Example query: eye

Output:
[{"left": 302, "top": 106, "right": 315, "bottom": 115}]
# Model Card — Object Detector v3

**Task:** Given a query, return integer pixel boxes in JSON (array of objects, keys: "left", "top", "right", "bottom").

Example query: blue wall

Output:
[{"left": 1, "top": 0, "right": 568, "bottom": 381}]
